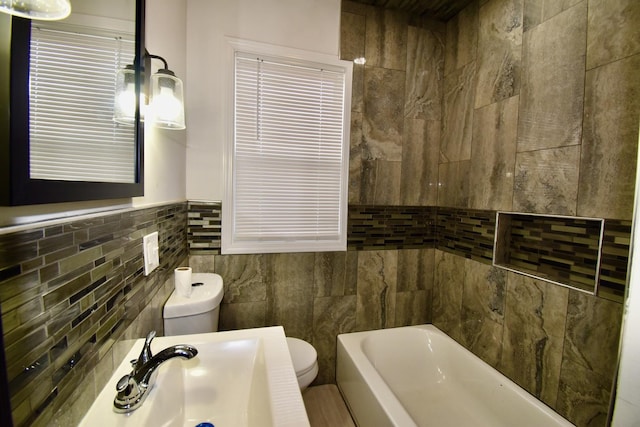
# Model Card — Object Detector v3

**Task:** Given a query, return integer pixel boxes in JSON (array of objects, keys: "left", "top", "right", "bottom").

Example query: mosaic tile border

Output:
[
  {"left": 187, "top": 201, "right": 222, "bottom": 254},
  {"left": 0, "top": 203, "right": 187, "bottom": 426},
  {"left": 347, "top": 205, "right": 436, "bottom": 250},
  {"left": 187, "top": 202, "right": 629, "bottom": 301},
  {"left": 494, "top": 212, "right": 604, "bottom": 294}
]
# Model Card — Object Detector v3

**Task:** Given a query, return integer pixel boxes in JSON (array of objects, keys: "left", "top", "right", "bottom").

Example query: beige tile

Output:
[
  {"left": 397, "top": 248, "right": 435, "bottom": 292},
  {"left": 373, "top": 160, "right": 402, "bottom": 205},
  {"left": 404, "top": 26, "right": 444, "bottom": 121},
  {"left": 577, "top": 54, "right": 640, "bottom": 220},
  {"left": 586, "top": 0, "right": 640, "bottom": 70},
  {"left": 363, "top": 67, "right": 405, "bottom": 161},
  {"left": 312, "top": 295, "right": 356, "bottom": 384},
  {"left": 517, "top": 2, "right": 586, "bottom": 152},
  {"left": 266, "top": 253, "right": 315, "bottom": 340},
  {"left": 556, "top": 360, "right": 612, "bottom": 427},
  {"left": 355, "top": 250, "right": 397, "bottom": 331},
  {"left": 445, "top": 1, "right": 478, "bottom": 75},
  {"left": 364, "top": 7, "right": 408, "bottom": 70},
  {"left": 438, "top": 160, "right": 470, "bottom": 208},
  {"left": 395, "top": 290, "right": 431, "bottom": 326},
  {"left": 348, "top": 111, "right": 367, "bottom": 204},
  {"left": 460, "top": 260, "right": 506, "bottom": 368},
  {"left": 500, "top": 273, "right": 568, "bottom": 406},
  {"left": 474, "top": 0, "right": 523, "bottom": 108},
  {"left": 563, "top": 291, "right": 622, "bottom": 383},
  {"left": 432, "top": 250, "right": 464, "bottom": 342},
  {"left": 219, "top": 301, "right": 267, "bottom": 331},
  {"left": 313, "top": 251, "right": 357, "bottom": 297},
  {"left": 214, "top": 254, "right": 267, "bottom": 303},
  {"left": 523, "top": 0, "right": 583, "bottom": 31},
  {"left": 340, "top": 12, "right": 365, "bottom": 61},
  {"left": 400, "top": 118, "right": 440, "bottom": 206},
  {"left": 513, "top": 146, "right": 580, "bottom": 215},
  {"left": 469, "top": 95, "right": 518, "bottom": 211},
  {"left": 441, "top": 62, "right": 475, "bottom": 162}
]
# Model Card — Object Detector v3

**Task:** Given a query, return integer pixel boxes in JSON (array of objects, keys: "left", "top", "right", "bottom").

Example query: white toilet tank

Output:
[{"left": 163, "top": 272, "right": 224, "bottom": 336}]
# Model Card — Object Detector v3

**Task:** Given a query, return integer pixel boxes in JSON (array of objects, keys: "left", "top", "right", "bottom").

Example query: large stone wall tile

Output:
[
  {"left": 219, "top": 301, "right": 267, "bottom": 331},
  {"left": 433, "top": 250, "right": 464, "bottom": 342},
  {"left": 523, "top": 0, "right": 583, "bottom": 31},
  {"left": 586, "top": 0, "right": 640, "bottom": 70},
  {"left": 513, "top": 146, "right": 580, "bottom": 215},
  {"left": 405, "top": 26, "right": 444, "bottom": 121},
  {"left": 364, "top": 7, "right": 408, "bottom": 70},
  {"left": 265, "top": 253, "right": 315, "bottom": 340},
  {"left": 577, "top": 54, "right": 640, "bottom": 220},
  {"left": 312, "top": 295, "right": 356, "bottom": 384},
  {"left": 351, "top": 63, "right": 364, "bottom": 113},
  {"left": 395, "top": 290, "right": 431, "bottom": 326},
  {"left": 460, "top": 260, "right": 506, "bottom": 368},
  {"left": 437, "top": 160, "right": 470, "bottom": 208},
  {"left": 214, "top": 254, "right": 267, "bottom": 303},
  {"left": 348, "top": 111, "right": 364, "bottom": 204},
  {"left": 556, "top": 360, "right": 612, "bottom": 427},
  {"left": 400, "top": 118, "right": 440, "bottom": 206},
  {"left": 500, "top": 273, "right": 568, "bottom": 406},
  {"left": 445, "top": 1, "right": 478, "bottom": 75},
  {"left": 340, "top": 12, "right": 365, "bottom": 61},
  {"left": 397, "top": 248, "right": 435, "bottom": 292},
  {"left": 474, "top": 0, "right": 523, "bottom": 108},
  {"left": 374, "top": 160, "right": 402, "bottom": 205},
  {"left": 313, "top": 252, "right": 353, "bottom": 297},
  {"left": 469, "top": 95, "right": 518, "bottom": 211},
  {"left": 356, "top": 250, "right": 398, "bottom": 331},
  {"left": 563, "top": 291, "right": 623, "bottom": 383},
  {"left": 442, "top": 62, "right": 475, "bottom": 162},
  {"left": 363, "top": 67, "right": 405, "bottom": 161},
  {"left": 517, "top": 2, "right": 586, "bottom": 152}
]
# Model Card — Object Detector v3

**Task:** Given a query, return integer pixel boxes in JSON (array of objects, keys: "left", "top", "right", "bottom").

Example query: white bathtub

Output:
[{"left": 336, "top": 325, "right": 575, "bottom": 427}]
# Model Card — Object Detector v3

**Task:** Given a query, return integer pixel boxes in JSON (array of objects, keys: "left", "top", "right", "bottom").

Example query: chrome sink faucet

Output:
[{"left": 113, "top": 331, "right": 198, "bottom": 413}]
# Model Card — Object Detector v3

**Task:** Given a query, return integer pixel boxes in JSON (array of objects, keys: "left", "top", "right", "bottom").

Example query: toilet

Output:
[
  {"left": 163, "top": 272, "right": 224, "bottom": 336},
  {"left": 163, "top": 272, "right": 318, "bottom": 391},
  {"left": 286, "top": 337, "right": 318, "bottom": 391}
]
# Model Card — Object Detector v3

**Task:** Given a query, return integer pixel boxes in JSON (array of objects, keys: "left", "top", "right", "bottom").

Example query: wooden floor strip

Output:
[{"left": 303, "top": 384, "right": 356, "bottom": 427}]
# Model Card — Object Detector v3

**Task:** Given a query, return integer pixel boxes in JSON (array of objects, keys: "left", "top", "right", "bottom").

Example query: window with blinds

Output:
[
  {"left": 223, "top": 42, "right": 352, "bottom": 254},
  {"left": 28, "top": 25, "right": 136, "bottom": 183}
]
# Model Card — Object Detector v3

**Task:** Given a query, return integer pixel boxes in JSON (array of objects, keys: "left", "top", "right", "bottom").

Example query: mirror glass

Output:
[{"left": 28, "top": 0, "right": 137, "bottom": 183}]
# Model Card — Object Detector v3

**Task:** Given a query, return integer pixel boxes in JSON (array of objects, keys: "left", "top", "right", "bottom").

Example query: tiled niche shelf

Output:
[{"left": 493, "top": 212, "right": 605, "bottom": 294}]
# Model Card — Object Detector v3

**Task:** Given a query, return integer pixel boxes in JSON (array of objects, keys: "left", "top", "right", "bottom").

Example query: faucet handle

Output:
[{"left": 135, "top": 330, "right": 157, "bottom": 369}]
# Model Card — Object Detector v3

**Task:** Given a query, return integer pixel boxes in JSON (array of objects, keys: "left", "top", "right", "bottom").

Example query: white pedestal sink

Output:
[{"left": 80, "top": 326, "right": 310, "bottom": 427}]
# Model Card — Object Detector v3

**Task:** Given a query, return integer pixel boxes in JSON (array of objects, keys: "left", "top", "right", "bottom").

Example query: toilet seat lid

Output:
[{"left": 286, "top": 337, "right": 317, "bottom": 375}]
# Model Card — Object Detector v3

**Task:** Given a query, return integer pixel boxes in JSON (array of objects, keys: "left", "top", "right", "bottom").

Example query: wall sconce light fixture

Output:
[
  {"left": 113, "top": 52, "right": 186, "bottom": 130},
  {"left": 0, "top": 0, "right": 71, "bottom": 20}
]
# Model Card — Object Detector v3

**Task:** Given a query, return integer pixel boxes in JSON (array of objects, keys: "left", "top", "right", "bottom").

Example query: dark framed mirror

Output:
[{"left": 0, "top": 0, "right": 145, "bottom": 206}]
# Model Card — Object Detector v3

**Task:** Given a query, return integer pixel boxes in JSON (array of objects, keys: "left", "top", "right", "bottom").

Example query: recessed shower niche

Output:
[{"left": 493, "top": 212, "right": 605, "bottom": 294}]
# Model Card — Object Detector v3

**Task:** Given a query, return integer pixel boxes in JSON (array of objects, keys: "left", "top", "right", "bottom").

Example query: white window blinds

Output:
[
  {"left": 29, "top": 26, "right": 136, "bottom": 183},
  {"left": 224, "top": 48, "right": 351, "bottom": 254}
]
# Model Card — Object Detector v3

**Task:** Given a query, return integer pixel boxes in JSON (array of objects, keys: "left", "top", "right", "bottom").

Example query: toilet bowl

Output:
[
  {"left": 163, "top": 272, "right": 224, "bottom": 336},
  {"left": 286, "top": 337, "right": 318, "bottom": 391}
]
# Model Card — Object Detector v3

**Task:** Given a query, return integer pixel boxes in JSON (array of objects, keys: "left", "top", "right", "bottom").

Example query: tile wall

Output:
[
  {"left": 0, "top": 203, "right": 188, "bottom": 426},
  {"left": 433, "top": 0, "right": 639, "bottom": 425}
]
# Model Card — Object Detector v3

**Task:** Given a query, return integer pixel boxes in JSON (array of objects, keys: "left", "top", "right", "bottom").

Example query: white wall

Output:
[
  {"left": 0, "top": 0, "right": 188, "bottom": 229},
  {"left": 185, "top": 0, "right": 341, "bottom": 201}
]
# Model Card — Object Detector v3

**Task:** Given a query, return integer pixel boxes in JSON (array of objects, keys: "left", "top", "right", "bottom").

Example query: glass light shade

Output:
[
  {"left": 0, "top": 0, "right": 70, "bottom": 20},
  {"left": 149, "top": 69, "right": 185, "bottom": 130},
  {"left": 113, "top": 65, "right": 137, "bottom": 125}
]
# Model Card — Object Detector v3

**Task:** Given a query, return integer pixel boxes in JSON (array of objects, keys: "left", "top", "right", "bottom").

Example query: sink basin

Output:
[{"left": 80, "top": 326, "right": 309, "bottom": 427}]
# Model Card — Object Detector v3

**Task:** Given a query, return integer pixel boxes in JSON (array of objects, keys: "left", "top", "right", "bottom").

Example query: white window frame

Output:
[{"left": 222, "top": 37, "right": 352, "bottom": 254}]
